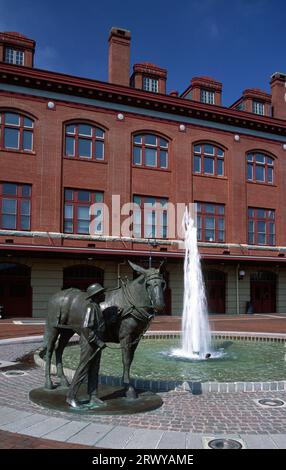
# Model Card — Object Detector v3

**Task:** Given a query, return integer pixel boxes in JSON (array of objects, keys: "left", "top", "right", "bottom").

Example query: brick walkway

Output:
[
  {"left": 2, "top": 313, "right": 286, "bottom": 340},
  {"left": 0, "top": 429, "right": 93, "bottom": 449},
  {"left": 0, "top": 314, "right": 286, "bottom": 449}
]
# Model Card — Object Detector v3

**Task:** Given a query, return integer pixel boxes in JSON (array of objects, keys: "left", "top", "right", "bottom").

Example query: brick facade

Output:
[{"left": 1, "top": 29, "right": 286, "bottom": 317}]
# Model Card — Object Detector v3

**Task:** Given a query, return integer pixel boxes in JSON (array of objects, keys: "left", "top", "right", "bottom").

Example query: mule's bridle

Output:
[{"left": 120, "top": 273, "right": 163, "bottom": 321}]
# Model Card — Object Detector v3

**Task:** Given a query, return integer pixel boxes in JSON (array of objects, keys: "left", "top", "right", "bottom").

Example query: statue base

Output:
[{"left": 29, "top": 384, "right": 163, "bottom": 415}]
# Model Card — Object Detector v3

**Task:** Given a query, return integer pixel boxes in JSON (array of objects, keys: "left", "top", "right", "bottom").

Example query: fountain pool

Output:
[{"left": 59, "top": 336, "right": 286, "bottom": 385}]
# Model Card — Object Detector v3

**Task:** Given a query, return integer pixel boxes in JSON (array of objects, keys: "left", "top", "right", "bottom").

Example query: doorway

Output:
[
  {"left": 63, "top": 265, "right": 104, "bottom": 291},
  {"left": 0, "top": 263, "right": 32, "bottom": 317},
  {"left": 250, "top": 271, "right": 276, "bottom": 313},
  {"left": 204, "top": 269, "right": 226, "bottom": 314}
]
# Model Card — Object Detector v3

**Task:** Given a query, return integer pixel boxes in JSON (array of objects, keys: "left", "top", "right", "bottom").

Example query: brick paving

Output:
[
  {"left": 2, "top": 313, "right": 286, "bottom": 340},
  {"left": 0, "top": 429, "right": 93, "bottom": 449},
  {"left": 1, "top": 314, "right": 286, "bottom": 448}
]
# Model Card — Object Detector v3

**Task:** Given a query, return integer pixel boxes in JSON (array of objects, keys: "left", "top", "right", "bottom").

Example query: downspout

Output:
[{"left": 236, "top": 263, "right": 240, "bottom": 315}]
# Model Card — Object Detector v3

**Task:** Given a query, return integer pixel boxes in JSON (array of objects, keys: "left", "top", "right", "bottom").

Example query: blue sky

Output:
[{"left": 1, "top": 0, "right": 286, "bottom": 105}]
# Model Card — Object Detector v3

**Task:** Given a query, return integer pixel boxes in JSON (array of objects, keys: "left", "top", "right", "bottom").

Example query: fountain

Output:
[
  {"left": 172, "top": 208, "right": 213, "bottom": 360},
  {"left": 38, "top": 207, "right": 286, "bottom": 393}
]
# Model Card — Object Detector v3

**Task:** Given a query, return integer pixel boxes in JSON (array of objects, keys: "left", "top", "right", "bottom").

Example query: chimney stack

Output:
[
  {"left": 270, "top": 72, "right": 286, "bottom": 120},
  {"left": 108, "top": 27, "right": 131, "bottom": 86}
]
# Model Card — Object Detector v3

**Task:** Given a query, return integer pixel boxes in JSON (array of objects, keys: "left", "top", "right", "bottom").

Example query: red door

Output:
[
  {"left": 250, "top": 272, "right": 276, "bottom": 313},
  {"left": 204, "top": 270, "right": 226, "bottom": 314},
  {"left": 0, "top": 264, "right": 32, "bottom": 317}
]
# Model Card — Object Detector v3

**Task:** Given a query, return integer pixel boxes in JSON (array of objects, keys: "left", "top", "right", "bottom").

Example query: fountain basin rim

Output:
[{"left": 143, "top": 331, "right": 286, "bottom": 342}]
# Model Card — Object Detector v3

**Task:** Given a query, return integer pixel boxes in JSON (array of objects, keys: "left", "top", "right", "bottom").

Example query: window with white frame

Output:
[
  {"left": 200, "top": 89, "right": 215, "bottom": 104},
  {"left": 252, "top": 101, "right": 265, "bottom": 115},
  {"left": 143, "top": 77, "right": 159, "bottom": 93},
  {"left": 5, "top": 48, "right": 24, "bottom": 65}
]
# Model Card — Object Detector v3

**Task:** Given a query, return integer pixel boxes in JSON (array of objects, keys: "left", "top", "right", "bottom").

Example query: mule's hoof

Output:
[
  {"left": 44, "top": 382, "right": 55, "bottom": 390},
  {"left": 89, "top": 396, "right": 105, "bottom": 406},
  {"left": 86, "top": 399, "right": 106, "bottom": 409},
  {"left": 126, "top": 388, "right": 138, "bottom": 399},
  {"left": 66, "top": 397, "right": 80, "bottom": 408}
]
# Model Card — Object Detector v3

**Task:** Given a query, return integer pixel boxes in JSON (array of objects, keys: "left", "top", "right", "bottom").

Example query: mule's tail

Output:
[{"left": 36, "top": 324, "right": 49, "bottom": 359}]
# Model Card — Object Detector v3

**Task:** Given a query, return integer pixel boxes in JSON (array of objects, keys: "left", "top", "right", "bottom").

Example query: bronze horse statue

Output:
[{"left": 39, "top": 261, "right": 165, "bottom": 402}]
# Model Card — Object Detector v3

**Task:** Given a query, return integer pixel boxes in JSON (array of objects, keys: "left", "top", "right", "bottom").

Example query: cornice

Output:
[{"left": 0, "top": 63, "right": 286, "bottom": 137}]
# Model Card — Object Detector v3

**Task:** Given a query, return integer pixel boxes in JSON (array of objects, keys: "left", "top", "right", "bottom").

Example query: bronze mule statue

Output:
[{"left": 39, "top": 261, "right": 165, "bottom": 406}]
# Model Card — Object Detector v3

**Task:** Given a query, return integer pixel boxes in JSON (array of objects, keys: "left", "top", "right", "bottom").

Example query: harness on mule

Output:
[
  {"left": 120, "top": 281, "right": 154, "bottom": 322},
  {"left": 106, "top": 279, "right": 154, "bottom": 350}
]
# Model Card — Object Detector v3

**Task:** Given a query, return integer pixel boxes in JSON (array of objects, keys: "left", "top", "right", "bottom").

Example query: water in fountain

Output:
[{"left": 172, "top": 209, "right": 213, "bottom": 360}]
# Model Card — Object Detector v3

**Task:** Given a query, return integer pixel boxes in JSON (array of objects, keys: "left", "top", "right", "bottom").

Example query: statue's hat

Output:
[{"left": 86, "top": 283, "right": 105, "bottom": 298}]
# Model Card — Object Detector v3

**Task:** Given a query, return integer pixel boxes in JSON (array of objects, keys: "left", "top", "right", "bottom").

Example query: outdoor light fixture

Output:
[
  {"left": 283, "top": 144, "right": 286, "bottom": 150},
  {"left": 47, "top": 101, "right": 55, "bottom": 109},
  {"left": 117, "top": 113, "right": 124, "bottom": 120},
  {"left": 238, "top": 270, "right": 245, "bottom": 279},
  {"left": 234, "top": 134, "right": 240, "bottom": 142},
  {"left": 179, "top": 124, "right": 186, "bottom": 132}
]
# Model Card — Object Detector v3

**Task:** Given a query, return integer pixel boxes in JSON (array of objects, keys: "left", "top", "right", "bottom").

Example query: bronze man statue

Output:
[
  {"left": 40, "top": 261, "right": 166, "bottom": 404},
  {"left": 66, "top": 283, "right": 106, "bottom": 408}
]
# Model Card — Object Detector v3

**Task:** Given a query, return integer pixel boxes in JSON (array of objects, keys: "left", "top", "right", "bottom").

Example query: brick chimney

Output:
[
  {"left": 108, "top": 27, "right": 131, "bottom": 86},
  {"left": 0, "top": 31, "right": 35, "bottom": 67},
  {"left": 270, "top": 72, "right": 286, "bottom": 120}
]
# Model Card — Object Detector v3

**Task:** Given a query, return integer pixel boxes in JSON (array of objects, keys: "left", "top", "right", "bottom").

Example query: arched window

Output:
[
  {"left": 63, "top": 265, "right": 104, "bottom": 290},
  {"left": 0, "top": 112, "right": 34, "bottom": 151},
  {"left": 250, "top": 271, "right": 276, "bottom": 281},
  {"left": 247, "top": 152, "right": 274, "bottom": 184},
  {"left": 193, "top": 143, "right": 224, "bottom": 176},
  {"left": 133, "top": 134, "right": 168, "bottom": 169},
  {"left": 64, "top": 123, "right": 105, "bottom": 161}
]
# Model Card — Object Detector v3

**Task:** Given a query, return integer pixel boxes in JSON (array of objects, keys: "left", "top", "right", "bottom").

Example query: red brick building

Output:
[{"left": 1, "top": 28, "right": 286, "bottom": 318}]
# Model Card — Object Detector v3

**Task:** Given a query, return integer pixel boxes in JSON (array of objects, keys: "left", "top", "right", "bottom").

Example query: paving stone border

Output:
[{"left": 34, "top": 331, "right": 286, "bottom": 394}]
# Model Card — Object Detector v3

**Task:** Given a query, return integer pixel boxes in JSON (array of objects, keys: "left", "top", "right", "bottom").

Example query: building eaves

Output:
[{"left": 1, "top": 63, "right": 286, "bottom": 138}]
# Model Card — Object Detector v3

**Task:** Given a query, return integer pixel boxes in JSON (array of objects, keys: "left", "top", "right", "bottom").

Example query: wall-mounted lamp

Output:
[
  {"left": 117, "top": 113, "right": 124, "bottom": 120},
  {"left": 179, "top": 124, "right": 186, "bottom": 132},
  {"left": 47, "top": 101, "right": 55, "bottom": 110},
  {"left": 283, "top": 144, "right": 286, "bottom": 151},
  {"left": 238, "top": 269, "right": 245, "bottom": 280},
  {"left": 234, "top": 134, "right": 240, "bottom": 142}
]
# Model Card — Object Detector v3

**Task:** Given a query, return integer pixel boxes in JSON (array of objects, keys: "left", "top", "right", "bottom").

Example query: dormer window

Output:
[
  {"left": 200, "top": 89, "right": 215, "bottom": 104},
  {"left": 253, "top": 101, "right": 265, "bottom": 115},
  {"left": 131, "top": 63, "right": 167, "bottom": 94},
  {"left": 5, "top": 48, "right": 24, "bottom": 65},
  {"left": 143, "top": 77, "right": 158, "bottom": 93}
]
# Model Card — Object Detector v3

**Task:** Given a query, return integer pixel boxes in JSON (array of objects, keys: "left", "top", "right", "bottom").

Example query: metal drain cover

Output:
[
  {"left": 2, "top": 370, "right": 27, "bottom": 377},
  {"left": 258, "top": 399, "right": 285, "bottom": 407},
  {"left": 208, "top": 438, "right": 242, "bottom": 449}
]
